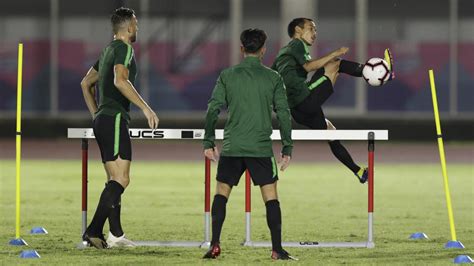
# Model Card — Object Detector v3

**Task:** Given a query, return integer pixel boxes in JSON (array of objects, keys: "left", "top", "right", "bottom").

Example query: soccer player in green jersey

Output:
[
  {"left": 80, "top": 7, "right": 159, "bottom": 249},
  {"left": 272, "top": 18, "right": 394, "bottom": 183},
  {"left": 202, "top": 29, "right": 297, "bottom": 260}
]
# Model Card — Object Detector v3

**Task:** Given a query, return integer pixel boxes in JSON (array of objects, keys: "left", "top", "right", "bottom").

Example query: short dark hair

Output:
[
  {"left": 287, "top": 18, "right": 314, "bottom": 38},
  {"left": 111, "top": 7, "right": 135, "bottom": 34},
  {"left": 240, "top": 28, "right": 267, "bottom": 53}
]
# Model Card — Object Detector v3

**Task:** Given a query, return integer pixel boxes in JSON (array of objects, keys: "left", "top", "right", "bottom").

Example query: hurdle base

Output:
[
  {"left": 242, "top": 241, "right": 253, "bottom": 247},
  {"left": 76, "top": 240, "right": 210, "bottom": 249},
  {"left": 445, "top": 240, "right": 465, "bottom": 249},
  {"left": 9, "top": 238, "right": 28, "bottom": 246},
  {"left": 135, "top": 241, "right": 210, "bottom": 248},
  {"left": 247, "top": 241, "right": 374, "bottom": 248}
]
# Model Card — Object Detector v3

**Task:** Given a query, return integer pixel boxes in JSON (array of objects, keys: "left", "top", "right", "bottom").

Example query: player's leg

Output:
[
  {"left": 210, "top": 182, "right": 231, "bottom": 244},
  {"left": 104, "top": 158, "right": 137, "bottom": 247},
  {"left": 101, "top": 166, "right": 124, "bottom": 245},
  {"left": 203, "top": 156, "right": 244, "bottom": 259},
  {"left": 247, "top": 157, "right": 297, "bottom": 260},
  {"left": 325, "top": 119, "right": 368, "bottom": 183},
  {"left": 293, "top": 100, "right": 367, "bottom": 184},
  {"left": 102, "top": 165, "right": 123, "bottom": 241},
  {"left": 84, "top": 114, "right": 131, "bottom": 249},
  {"left": 338, "top": 59, "right": 364, "bottom": 77},
  {"left": 103, "top": 165, "right": 122, "bottom": 239},
  {"left": 85, "top": 158, "right": 129, "bottom": 249},
  {"left": 338, "top": 48, "right": 395, "bottom": 80},
  {"left": 105, "top": 117, "right": 136, "bottom": 247},
  {"left": 323, "top": 59, "right": 341, "bottom": 85},
  {"left": 83, "top": 115, "right": 114, "bottom": 248}
]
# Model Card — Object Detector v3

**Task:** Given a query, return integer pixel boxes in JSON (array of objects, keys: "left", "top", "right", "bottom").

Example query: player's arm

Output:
[
  {"left": 80, "top": 66, "right": 99, "bottom": 118},
  {"left": 302, "top": 47, "right": 349, "bottom": 72},
  {"left": 114, "top": 64, "right": 159, "bottom": 129},
  {"left": 203, "top": 73, "right": 226, "bottom": 161},
  {"left": 273, "top": 75, "right": 293, "bottom": 171}
]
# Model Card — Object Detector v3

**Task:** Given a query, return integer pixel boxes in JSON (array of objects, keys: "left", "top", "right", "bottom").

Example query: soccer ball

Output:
[{"left": 362, "top": 58, "right": 390, "bottom": 86}]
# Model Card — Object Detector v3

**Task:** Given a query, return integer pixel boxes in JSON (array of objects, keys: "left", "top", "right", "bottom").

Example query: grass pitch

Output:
[{"left": 0, "top": 160, "right": 472, "bottom": 265}]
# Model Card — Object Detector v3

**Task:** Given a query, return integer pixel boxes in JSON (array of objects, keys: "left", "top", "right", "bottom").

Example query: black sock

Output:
[
  {"left": 86, "top": 180, "right": 124, "bottom": 236},
  {"left": 108, "top": 195, "right": 124, "bottom": 237},
  {"left": 265, "top": 199, "right": 282, "bottom": 251},
  {"left": 211, "top": 194, "right": 228, "bottom": 245},
  {"left": 329, "top": 140, "right": 361, "bottom": 174},
  {"left": 339, "top": 60, "right": 363, "bottom": 77}
]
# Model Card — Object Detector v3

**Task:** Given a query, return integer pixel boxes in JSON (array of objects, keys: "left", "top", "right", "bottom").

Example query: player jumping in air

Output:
[{"left": 272, "top": 18, "right": 394, "bottom": 183}]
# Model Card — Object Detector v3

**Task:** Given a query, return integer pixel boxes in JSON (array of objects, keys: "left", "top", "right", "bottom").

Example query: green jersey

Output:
[
  {"left": 203, "top": 56, "right": 293, "bottom": 157},
  {"left": 93, "top": 39, "right": 137, "bottom": 122},
  {"left": 271, "top": 38, "right": 312, "bottom": 108}
]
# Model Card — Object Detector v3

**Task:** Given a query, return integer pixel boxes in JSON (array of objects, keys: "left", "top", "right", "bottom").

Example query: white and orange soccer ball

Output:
[{"left": 362, "top": 58, "right": 390, "bottom": 86}]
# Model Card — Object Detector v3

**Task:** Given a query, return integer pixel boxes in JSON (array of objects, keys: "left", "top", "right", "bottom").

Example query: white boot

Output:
[{"left": 106, "top": 232, "right": 137, "bottom": 247}]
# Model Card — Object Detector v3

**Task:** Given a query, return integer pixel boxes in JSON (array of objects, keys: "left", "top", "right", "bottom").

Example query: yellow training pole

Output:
[
  {"left": 15, "top": 43, "right": 23, "bottom": 239},
  {"left": 428, "top": 69, "right": 457, "bottom": 242}
]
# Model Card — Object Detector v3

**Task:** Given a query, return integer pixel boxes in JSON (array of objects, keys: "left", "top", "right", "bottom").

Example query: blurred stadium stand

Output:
[{"left": 0, "top": 0, "right": 472, "bottom": 139}]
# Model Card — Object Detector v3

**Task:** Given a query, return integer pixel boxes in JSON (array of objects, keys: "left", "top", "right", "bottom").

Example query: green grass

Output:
[{"left": 0, "top": 160, "right": 473, "bottom": 265}]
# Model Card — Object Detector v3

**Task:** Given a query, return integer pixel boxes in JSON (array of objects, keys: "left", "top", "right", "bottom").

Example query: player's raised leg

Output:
[{"left": 338, "top": 48, "right": 394, "bottom": 81}]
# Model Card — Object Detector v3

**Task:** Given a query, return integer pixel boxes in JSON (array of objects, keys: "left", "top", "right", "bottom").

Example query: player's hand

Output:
[
  {"left": 143, "top": 107, "right": 159, "bottom": 129},
  {"left": 279, "top": 155, "right": 291, "bottom": 171},
  {"left": 332, "top": 47, "right": 349, "bottom": 57},
  {"left": 204, "top": 147, "right": 219, "bottom": 162}
]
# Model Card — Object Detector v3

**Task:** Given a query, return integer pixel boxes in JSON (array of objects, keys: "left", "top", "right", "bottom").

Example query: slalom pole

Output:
[
  {"left": 9, "top": 43, "right": 27, "bottom": 246},
  {"left": 428, "top": 69, "right": 464, "bottom": 249}
]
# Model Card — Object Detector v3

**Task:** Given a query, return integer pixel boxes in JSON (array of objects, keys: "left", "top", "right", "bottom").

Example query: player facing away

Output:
[
  {"left": 272, "top": 18, "right": 394, "bottom": 183},
  {"left": 202, "top": 29, "right": 297, "bottom": 260},
  {"left": 80, "top": 7, "right": 159, "bottom": 249}
]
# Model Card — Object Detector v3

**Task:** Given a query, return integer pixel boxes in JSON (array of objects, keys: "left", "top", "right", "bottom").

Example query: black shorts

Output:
[
  {"left": 290, "top": 68, "right": 334, "bottom": 129},
  {"left": 93, "top": 114, "right": 132, "bottom": 163},
  {"left": 216, "top": 156, "right": 278, "bottom": 187}
]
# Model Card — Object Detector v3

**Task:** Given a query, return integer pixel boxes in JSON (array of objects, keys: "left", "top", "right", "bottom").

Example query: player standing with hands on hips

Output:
[
  {"left": 203, "top": 28, "right": 297, "bottom": 260},
  {"left": 80, "top": 7, "right": 159, "bottom": 249}
]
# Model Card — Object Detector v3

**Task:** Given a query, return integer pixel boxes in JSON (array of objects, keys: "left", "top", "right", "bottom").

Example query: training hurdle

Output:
[{"left": 68, "top": 128, "right": 388, "bottom": 248}]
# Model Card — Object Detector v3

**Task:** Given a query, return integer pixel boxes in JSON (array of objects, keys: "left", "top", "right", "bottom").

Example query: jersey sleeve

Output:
[
  {"left": 289, "top": 39, "right": 311, "bottom": 66},
  {"left": 203, "top": 72, "right": 227, "bottom": 150},
  {"left": 273, "top": 74, "right": 293, "bottom": 156},
  {"left": 113, "top": 43, "right": 134, "bottom": 69}
]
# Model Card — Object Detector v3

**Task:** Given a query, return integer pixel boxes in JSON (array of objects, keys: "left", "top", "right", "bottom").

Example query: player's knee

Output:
[
  {"left": 216, "top": 182, "right": 232, "bottom": 198},
  {"left": 261, "top": 183, "right": 278, "bottom": 202},
  {"left": 112, "top": 175, "right": 129, "bottom": 188},
  {"left": 324, "top": 60, "right": 340, "bottom": 74}
]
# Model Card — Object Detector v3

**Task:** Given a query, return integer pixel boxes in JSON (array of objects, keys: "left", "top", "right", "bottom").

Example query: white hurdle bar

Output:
[{"left": 68, "top": 128, "right": 388, "bottom": 248}]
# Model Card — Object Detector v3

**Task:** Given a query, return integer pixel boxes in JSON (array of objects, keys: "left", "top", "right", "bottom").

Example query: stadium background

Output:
[
  {"left": 0, "top": 0, "right": 472, "bottom": 140},
  {"left": 0, "top": 1, "right": 473, "bottom": 264}
]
